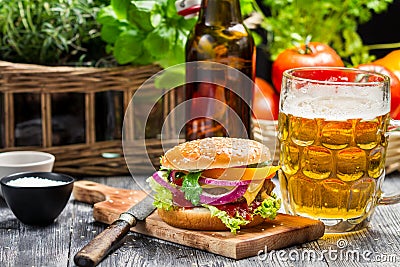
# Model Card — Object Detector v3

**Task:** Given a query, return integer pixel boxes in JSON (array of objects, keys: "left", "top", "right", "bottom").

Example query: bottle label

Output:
[{"left": 175, "top": 0, "right": 201, "bottom": 19}]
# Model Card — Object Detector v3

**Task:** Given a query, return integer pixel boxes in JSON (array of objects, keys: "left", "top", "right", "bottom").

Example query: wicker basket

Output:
[
  {"left": 0, "top": 60, "right": 179, "bottom": 176},
  {"left": 252, "top": 118, "right": 400, "bottom": 174}
]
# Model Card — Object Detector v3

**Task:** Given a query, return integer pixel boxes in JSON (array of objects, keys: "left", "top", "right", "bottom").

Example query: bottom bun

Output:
[{"left": 157, "top": 207, "right": 265, "bottom": 231}]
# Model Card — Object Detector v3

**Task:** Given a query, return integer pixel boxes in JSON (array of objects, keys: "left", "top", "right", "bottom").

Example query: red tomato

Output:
[
  {"left": 252, "top": 77, "right": 279, "bottom": 120},
  {"left": 272, "top": 42, "right": 344, "bottom": 92},
  {"left": 357, "top": 64, "right": 400, "bottom": 119}
]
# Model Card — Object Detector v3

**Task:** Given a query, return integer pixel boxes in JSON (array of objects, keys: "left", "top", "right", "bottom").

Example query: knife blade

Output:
[{"left": 74, "top": 192, "right": 155, "bottom": 267}]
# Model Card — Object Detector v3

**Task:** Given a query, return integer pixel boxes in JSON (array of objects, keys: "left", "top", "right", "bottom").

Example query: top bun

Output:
[{"left": 161, "top": 137, "right": 271, "bottom": 171}]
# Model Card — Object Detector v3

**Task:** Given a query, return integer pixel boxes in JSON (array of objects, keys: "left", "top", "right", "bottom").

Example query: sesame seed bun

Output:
[{"left": 161, "top": 137, "right": 271, "bottom": 171}]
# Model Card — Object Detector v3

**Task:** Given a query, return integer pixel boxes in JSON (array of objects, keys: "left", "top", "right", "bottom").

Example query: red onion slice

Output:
[
  {"left": 199, "top": 184, "right": 248, "bottom": 205},
  {"left": 152, "top": 172, "right": 193, "bottom": 207},
  {"left": 198, "top": 176, "right": 254, "bottom": 187},
  {"left": 152, "top": 171, "right": 250, "bottom": 206}
]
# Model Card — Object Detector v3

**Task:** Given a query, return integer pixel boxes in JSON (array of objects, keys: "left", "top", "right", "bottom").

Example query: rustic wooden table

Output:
[{"left": 1, "top": 172, "right": 400, "bottom": 267}]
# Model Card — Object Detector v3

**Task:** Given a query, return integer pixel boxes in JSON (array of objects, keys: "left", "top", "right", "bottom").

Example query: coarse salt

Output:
[{"left": 6, "top": 177, "right": 67, "bottom": 187}]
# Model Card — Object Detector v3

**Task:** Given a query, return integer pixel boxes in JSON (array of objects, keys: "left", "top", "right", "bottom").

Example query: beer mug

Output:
[{"left": 278, "top": 67, "right": 400, "bottom": 233}]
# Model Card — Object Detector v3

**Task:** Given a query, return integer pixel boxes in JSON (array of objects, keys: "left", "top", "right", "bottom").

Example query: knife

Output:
[{"left": 74, "top": 193, "right": 155, "bottom": 267}]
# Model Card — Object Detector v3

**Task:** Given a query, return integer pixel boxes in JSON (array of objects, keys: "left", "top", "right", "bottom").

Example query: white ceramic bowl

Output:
[{"left": 0, "top": 151, "right": 55, "bottom": 196}]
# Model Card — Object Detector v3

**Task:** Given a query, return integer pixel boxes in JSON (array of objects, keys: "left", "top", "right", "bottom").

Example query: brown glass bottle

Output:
[{"left": 185, "top": 0, "right": 255, "bottom": 140}]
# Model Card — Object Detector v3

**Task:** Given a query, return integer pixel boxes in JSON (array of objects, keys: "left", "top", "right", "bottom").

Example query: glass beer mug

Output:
[{"left": 278, "top": 67, "right": 400, "bottom": 233}]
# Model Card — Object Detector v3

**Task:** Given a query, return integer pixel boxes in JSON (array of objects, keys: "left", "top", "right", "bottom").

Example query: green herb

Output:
[
  {"left": 260, "top": 0, "right": 394, "bottom": 65},
  {"left": 147, "top": 170, "right": 202, "bottom": 208},
  {"left": 240, "top": 0, "right": 259, "bottom": 15},
  {"left": 0, "top": 0, "right": 108, "bottom": 66},
  {"left": 147, "top": 174, "right": 174, "bottom": 210},
  {"left": 97, "top": 0, "right": 196, "bottom": 68},
  {"left": 181, "top": 171, "right": 202, "bottom": 206},
  {"left": 97, "top": 0, "right": 258, "bottom": 68},
  {"left": 253, "top": 193, "right": 281, "bottom": 220}
]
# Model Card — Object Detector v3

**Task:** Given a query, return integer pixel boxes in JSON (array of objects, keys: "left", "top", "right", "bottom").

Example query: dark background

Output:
[{"left": 358, "top": 0, "right": 400, "bottom": 59}]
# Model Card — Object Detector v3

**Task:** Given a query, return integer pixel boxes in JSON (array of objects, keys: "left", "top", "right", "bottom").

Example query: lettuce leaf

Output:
[
  {"left": 203, "top": 195, "right": 281, "bottom": 234},
  {"left": 181, "top": 171, "right": 202, "bottom": 206},
  {"left": 202, "top": 204, "right": 249, "bottom": 234},
  {"left": 147, "top": 169, "right": 203, "bottom": 208},
  {"left": 253, "top": 192, "right": 281, "bottom": 220},
  {"left": 146, "top": 174, "right": 174, "bottom": 210}
]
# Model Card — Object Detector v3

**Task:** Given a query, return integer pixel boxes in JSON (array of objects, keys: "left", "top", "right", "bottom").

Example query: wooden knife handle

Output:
[{"left": 74, "top": 215, "right": 137, "bottom": 267}]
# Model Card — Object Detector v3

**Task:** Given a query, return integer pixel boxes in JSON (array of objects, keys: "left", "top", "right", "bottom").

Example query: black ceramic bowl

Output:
[{"left": 0, "top": 171, "right": 74, "bottom": 225}]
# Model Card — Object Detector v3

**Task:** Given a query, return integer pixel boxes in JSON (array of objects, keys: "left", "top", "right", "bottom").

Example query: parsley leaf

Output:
[
  {"left": 181, "top": 172, "right": 202, "bottom": 206},
  {"left": 261, "top": 0, "right": 394, "bottom": 65}
]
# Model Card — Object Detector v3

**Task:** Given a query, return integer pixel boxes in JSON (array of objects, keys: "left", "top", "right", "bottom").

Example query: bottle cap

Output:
[{"left": 175, "top": 0, "right": 201, "bottom": 19}]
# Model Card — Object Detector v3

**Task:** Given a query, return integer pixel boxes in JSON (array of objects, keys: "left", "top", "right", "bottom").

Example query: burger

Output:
[{"left": 147, "top": 137, "right": 281, "bottom": 233}]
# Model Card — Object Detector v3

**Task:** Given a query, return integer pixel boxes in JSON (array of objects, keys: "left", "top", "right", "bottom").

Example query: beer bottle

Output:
[{"left": 185, "top": 0, "right": 255, "bottom": 140}]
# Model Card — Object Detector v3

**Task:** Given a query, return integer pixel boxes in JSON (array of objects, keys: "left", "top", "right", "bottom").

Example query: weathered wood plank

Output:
[
  {"left": 72, "top": 179, "right": 325, "bottom": 260},
  {"left": 67, "top": 177, "right": 111, "bottom": 267},
  {"left": 67, "top": 176, "right": 203, "bottom": 267},
  {"left": 1, "top": 173, "right": 400, "bottom": 267},
  {"left": 0, "top": 196, "right": 73, "bottom": 266}
]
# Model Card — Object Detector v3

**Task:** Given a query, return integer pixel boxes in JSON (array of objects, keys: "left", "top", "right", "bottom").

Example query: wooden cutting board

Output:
[{"left": 73, "top": 180, "right": 325, "bottom": 259}]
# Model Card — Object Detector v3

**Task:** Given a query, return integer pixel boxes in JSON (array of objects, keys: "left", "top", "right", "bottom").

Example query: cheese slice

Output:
[
  {"left": 242, "top": 166, "right": 280, "bottom": 205},
  {"left": 243, "top": 179, "right": 265, "bottom": 205},
  {"left": 241, "top": 166, "right": 280, "bottom": 181},
  {"left": 201, "top": 166, "right": 280, "bottom": 205},
  {"left": 201, "top": 166, "right": 280, "bottom": 181}
]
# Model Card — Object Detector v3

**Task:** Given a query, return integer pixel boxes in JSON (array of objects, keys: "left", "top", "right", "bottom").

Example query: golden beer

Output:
[
  {"left": 277, "top": 67, "right": 400, "bottom": 232},
  {"left": 278, "top": 109, "right": 390, "bottom": 220}
]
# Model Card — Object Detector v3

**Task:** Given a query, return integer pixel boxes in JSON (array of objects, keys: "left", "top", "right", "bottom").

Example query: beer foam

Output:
[{"left": 281, "top": 84, "right": 389, "bottom": 120}]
